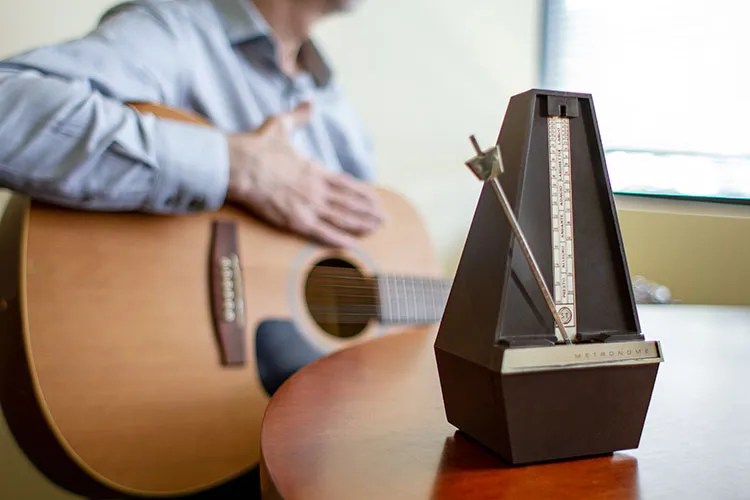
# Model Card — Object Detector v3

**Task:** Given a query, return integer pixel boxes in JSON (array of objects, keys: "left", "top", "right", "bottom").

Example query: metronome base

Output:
[{"left": 435, "top": 340, "right": 663, "bottom": 465}]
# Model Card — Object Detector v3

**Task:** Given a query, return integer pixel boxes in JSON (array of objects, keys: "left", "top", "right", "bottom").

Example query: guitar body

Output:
[{"left": 0, "top": 189, "right": 440, "bottom": 497}]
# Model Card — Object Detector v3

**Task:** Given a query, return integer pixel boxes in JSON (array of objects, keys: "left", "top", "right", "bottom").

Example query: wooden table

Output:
[{"left": 260, "top": 305, "right": 750, "bottom": 499}]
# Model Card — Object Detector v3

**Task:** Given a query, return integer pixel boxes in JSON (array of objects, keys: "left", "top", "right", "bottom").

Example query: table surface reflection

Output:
[{"left": 260, "top": 305, "right": 750, "bottom": 499}]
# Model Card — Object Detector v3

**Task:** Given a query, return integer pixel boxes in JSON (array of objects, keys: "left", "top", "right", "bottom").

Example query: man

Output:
[
  {"left": 0, "top": 0, "right": 383, "bottom": 248},
  {"left": 0, "top": 0, "right": 381, "bottom": 497}
]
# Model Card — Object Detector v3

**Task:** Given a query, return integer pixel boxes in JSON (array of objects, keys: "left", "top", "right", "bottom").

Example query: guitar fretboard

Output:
[{"left": 377, "top": 275, "right": 451, "bottom": 325}]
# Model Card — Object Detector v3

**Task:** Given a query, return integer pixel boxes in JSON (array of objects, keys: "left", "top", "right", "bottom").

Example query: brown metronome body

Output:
[{"left": 434, "top": 89, "right": 663, "bottom": 464}]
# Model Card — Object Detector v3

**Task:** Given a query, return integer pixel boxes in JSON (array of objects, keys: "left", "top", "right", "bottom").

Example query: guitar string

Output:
[
  {"left": 303, "top": 267, "right": 450, "bottom": 321},
  {"left": 306, "top": 276, "right": 450, "bottom": 288},
  {"left": 305, "top": 298, "right": 446, "bottom": 314},
  {"left": 305, "top": 286, "right": 449, "bottom": 303},
  {"left": 306, "top": 281, "right": 449, "bottom": 293},
  {"left": 305, "top": 301, "right": 447, "bottom": 314},
  {"left": 306, "top": 281, "right": 449, "bottom": 303},
  {"left": 306, "top": 266, "right": 449, "bottom": 282},
  {"left": 308, "top": 274, "right": 449, "bottom": 287},
  {"left": 307, "top": 284, "right": 450, "bottom": 295}
]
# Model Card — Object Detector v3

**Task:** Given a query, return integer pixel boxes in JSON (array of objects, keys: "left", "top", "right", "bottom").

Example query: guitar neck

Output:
[{"left": 377, "top": 275, "right": 451, "bottom": 325}]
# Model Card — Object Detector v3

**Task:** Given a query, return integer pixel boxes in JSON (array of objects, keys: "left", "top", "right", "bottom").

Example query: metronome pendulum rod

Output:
[{"left": 467, "top": 136, "right": 572, "bottom": 344}]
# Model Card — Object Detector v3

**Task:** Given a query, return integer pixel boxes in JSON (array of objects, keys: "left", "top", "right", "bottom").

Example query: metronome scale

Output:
[
  {"left": 547, "top": 114, "right": 577, "bottom": 340},
  {"left": 435, "top": 89, "right": 663, "bottom": 464}
]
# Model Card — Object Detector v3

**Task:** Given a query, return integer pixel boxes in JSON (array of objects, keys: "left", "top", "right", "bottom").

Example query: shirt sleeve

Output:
[{"left": 0, "top": 2, "right": 229, "bottom": 213}]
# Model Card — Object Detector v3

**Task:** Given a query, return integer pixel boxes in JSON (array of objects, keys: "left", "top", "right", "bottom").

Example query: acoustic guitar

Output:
[{"left": 0, "top": 104, "right": 449, "bottom": 497}]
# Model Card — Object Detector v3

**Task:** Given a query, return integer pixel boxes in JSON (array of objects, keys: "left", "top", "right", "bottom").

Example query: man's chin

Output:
[{"left": 327, "top": 0, "right": 365, "bottom": 14}]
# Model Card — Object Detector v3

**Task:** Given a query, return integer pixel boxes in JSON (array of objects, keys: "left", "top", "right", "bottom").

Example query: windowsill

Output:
[{"left": 614, "top": 193, "right": 750, "bottom": 218}]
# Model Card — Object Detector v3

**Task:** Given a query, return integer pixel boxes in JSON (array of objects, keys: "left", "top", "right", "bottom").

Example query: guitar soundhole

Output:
[{"left": 305, "top": 258, "right": 375, "bottom": 339}]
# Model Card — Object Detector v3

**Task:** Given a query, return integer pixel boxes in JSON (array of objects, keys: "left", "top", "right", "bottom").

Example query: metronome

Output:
[{"left": 434, "top": 89, "right": 663, "bottom": 464}]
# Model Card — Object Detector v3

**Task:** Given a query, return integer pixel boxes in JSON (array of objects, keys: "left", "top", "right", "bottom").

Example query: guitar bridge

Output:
[{"left": 210, "top": 220, "right": 246, "bottom": 366}]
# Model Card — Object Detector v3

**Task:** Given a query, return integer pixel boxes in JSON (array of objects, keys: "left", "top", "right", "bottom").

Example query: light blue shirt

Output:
[{"left": 0, "top": 0, "right": 375, "bottom": 213}]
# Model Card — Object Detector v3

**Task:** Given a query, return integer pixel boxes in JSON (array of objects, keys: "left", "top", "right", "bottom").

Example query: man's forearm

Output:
[{"left": 0, "top": 68, "right": 229, "bottom": 213}]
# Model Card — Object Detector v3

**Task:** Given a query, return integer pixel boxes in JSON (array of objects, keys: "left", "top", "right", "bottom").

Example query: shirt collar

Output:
[{"left": 211, "top": 0, "right": 332, "bottom": 87}]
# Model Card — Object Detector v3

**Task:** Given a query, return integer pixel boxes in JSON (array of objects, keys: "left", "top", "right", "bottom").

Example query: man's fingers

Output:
[
  {"left": 280, "top": 101, "right": 313, "bottom": 132},
  {"left": 319, "top": 202, "right": 378, "bottom": 235},
  {"left": 308, "top": 218, "right": 358, "bottom": 248},
  {"left": 327, "top": 172, "right": 379, "bottom": 204},
  {"left": 325, "top": 190, "right": 383, "bottom": 230},
  {"left": 327, "top": 179, "right": 385, "bottom": 229},
  {"left": 286, "top": 204, "right": 356, "bottom": 248}
]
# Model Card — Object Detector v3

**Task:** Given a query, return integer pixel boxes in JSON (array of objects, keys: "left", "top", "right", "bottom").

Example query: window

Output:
[{"left": 542, "top": 0, "right": 750, "bottom": 203}]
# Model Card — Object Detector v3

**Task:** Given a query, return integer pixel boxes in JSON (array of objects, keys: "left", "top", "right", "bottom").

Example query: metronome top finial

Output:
[{"left": 466, "top": 135, "right": 504, "bottom": 181}]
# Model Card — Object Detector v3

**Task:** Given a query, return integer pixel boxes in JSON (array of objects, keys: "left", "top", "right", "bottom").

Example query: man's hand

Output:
[{"left": 226, "top": 102, "right": 384, "bottom": 247}]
